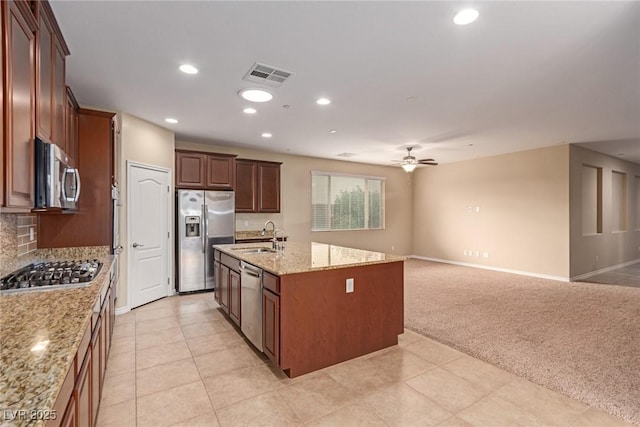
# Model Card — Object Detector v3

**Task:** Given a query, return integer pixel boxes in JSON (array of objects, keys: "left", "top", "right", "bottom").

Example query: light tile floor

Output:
[
  {"left": 581, "top": 261, "right": 640, "bottom": 289},
  {"left": 97, "top": 293, "right": 633, "bottom": 427}
]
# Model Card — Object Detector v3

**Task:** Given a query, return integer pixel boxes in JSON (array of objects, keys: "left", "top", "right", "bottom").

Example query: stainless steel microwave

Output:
[{"left": 34, "top": 137, "right": 81, "bottom": 210}]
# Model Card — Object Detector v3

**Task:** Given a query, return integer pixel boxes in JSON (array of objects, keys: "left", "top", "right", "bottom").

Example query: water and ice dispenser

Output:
[{"left": 185, "top": 216, "right": 200, "bottom": 237}]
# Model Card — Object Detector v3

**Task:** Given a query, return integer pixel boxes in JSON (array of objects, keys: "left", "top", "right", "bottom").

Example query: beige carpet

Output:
[{"left": 404, "top": 259, "right": 640, "bottom": 425}]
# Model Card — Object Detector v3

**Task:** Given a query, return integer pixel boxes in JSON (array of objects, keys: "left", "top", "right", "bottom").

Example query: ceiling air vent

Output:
[{"left": 243, "top": 62, "right": 294, "bottom": 87}]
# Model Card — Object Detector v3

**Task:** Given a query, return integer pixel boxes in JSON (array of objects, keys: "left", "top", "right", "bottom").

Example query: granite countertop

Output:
[
  {"left": 0, "top": 256, "right": 114, "bottom": 426},
  {"left": 235, "top": 230, "right": 288, "bottom": 241},
  {"left": 214, "top": 241, "right": 404, "bottom": 276}
]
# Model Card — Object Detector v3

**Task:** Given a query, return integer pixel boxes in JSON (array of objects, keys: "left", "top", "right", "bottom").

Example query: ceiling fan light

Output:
[{"left": 402, "top": 163, "right": 417, "bottom": 173}]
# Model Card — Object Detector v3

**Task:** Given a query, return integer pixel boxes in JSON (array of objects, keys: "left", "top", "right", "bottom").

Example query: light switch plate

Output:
[{"left": 346, "top": 278, "right": 354, "bottom": 293}]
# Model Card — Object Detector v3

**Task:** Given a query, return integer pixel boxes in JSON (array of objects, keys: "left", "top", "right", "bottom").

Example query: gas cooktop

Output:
[{"left": 0, "top": 259, "right": 103, "bottom": 294}]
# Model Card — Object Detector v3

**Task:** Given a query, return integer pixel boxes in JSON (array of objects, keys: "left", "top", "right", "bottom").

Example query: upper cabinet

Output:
[
  {"left": 175, "top": 150, "right": 236, "bottom": 190},
  {"left": 65, "top": 86, "right": 79, "bottom": 166},
  {"left": 2, "top": 0, "right": 37, "bottom": 209},
  {"left": 236, "top": 159, "right": 281, "bottom": 213},
  {"left": 35, "top": 0, "right": 69, "bottom": 151}
]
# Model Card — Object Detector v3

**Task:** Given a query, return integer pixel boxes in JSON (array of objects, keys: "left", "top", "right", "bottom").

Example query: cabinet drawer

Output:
[
  {"left": 220, "top": 253, "right": 240, "bottom": 272},
  {"left": 263, "top": 271, "right": 280, "bottom": 294}
]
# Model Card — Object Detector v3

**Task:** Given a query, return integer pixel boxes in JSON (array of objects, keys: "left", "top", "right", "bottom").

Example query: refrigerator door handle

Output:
[
  {"left": 204, "top": 204, "right": 209, "bottom": 253},
  {"left": 201, "top": 204, "right": 206, "bottom": 253}
]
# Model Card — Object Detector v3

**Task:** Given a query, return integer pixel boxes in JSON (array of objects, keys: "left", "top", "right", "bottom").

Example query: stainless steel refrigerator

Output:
[{"left": 176, "top": 190, "right": 235, "bottom": 293}]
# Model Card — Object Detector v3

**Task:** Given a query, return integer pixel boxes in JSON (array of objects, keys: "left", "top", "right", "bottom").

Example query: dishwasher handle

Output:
[{"left": 241, "top": 262, "right": 262, "bottom": 278}]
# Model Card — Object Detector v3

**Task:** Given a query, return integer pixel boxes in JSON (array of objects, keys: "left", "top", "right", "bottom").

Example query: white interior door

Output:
[{"left": 128, "top": 162, "right": 170, "bottom": 308}]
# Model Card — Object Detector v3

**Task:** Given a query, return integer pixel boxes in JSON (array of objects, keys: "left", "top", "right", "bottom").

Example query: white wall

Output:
[
  {"left": 117, "top": 113, "right": 175, "bottom": 309},
  {"left": 569, "top": 145, "right": 640, "bottom": 278},
  {"left": 412, "top": 145, "right": 571, "bottom": 279}
]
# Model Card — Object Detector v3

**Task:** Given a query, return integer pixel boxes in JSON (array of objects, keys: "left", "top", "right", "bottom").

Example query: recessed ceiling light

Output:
[
  {"left": 329, "top": 129, "right": 337, "bottom": 134},
  {"left": 261, "top": 132, "right": 272, "bottom": 138},
  {"left": 453, "top": 9, "right": 479, "bottom": 25},
  {"left": 239, "top": 88, "right": 273, "bottom": 103},
  {"left": 316, "top": 97, "right": 331, "bottom": 105},
  {"left": 165, "top": 118, "right": 178, "bottom": 124},
  {"left": 243, "top": 107, "right": 257, "bottom": 114},
  {"left": 179, "top": 64, "right": 198, "bottom": 74}
]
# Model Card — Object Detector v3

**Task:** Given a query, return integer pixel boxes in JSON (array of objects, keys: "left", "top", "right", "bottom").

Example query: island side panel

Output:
[{"left": 279, "top": 260, "right": 404, "bottom": 377}]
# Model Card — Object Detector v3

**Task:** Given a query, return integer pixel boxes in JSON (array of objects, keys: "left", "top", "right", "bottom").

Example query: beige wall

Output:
[
  {"left": 176, "top": 140, "right": 414, "bottom": 255},
  {"left": 117, "top": 113, "right": 175, "bottom": 308},
  {"left": 569, "top": 145, "right": 640, "bottom": 278},
  {"left": 412, "top": 145, "right": 571, "bottom": 278}
]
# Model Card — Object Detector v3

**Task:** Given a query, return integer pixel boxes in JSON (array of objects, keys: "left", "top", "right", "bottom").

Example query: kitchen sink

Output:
[
  {"left": 241, "top": 248, "right": 277, "bottom": 254},
  {"left": 232, "top": 247, "right": 277, "bottom": 254}
]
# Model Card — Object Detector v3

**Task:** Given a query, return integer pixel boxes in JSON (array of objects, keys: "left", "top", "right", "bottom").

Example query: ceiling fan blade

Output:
[
  {"left": 418, "top": 158, "right": 435, "bottom": 162},
  {"left": 418, "top": 160, "right": 438, "bottom": 165}
]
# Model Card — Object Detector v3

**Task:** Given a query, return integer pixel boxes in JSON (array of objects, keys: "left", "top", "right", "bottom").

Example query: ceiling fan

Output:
[{"left": 397, "top": 147, "right": 438, "bottom": 172}]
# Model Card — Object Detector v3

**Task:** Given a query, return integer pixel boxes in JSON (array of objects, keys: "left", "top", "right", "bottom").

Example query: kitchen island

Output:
[{"left": 213, "top": 241, "right": 404, "bottom": 377}]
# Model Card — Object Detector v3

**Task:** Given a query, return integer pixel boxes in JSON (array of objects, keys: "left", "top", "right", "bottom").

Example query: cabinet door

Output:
[
  {"left": 235, "top": 160, "right": 258, "bottom": 212},
  {"left": 4, "top": 0, "right": 36, "bottom": 209},
  {"left": 219, "top": 264, "right": 230, "bottom": 313},
  {"left": 206, "top": 154, "right": 235, "bottom": 190},
  {"left": 175, "top": 151, "right": 206, "bottom": 188},
  {"left": 263, "top": 289, "right": 280, "bottom": 364},
  {"left": 229, "top": 269, "right": 241, "bottom": 326},
  {"left": 65, "top": 87, "right": 78, "bottom": 165},
  {"left": 75, "top": 350, "right": 92, "bottom": 427},
  {"left": 36, "top": 5, "right": 53, "bottom": 140},
  {"left": 213, "top": 260, "right": 221, "bottom": 304},
  {"left": 258, "top": 162, "right": 281, "bottom": 213},
  {"left": 52, "top": 40, "right": 66, "bottom": 150},
  {"left": 59, "top": 393, "right": 76, "bottom": 427},
  {"left": 90, "top": 318, "right": 102, "bottom": 426}
]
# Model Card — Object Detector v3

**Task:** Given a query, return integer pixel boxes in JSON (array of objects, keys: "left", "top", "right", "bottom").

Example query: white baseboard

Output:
[
  {"left": 115, "top": 306, "right": 131, "bottom": 315},
  {"left": 570, "top": 258, "right": 640, "bottom": 282},
  {"left": 410, "top": 255, "right": 570, "bottom": 282}
]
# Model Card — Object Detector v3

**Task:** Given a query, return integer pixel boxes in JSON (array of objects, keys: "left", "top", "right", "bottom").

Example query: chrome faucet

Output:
[
  {"left": 261, "top": 220, "right": 275, "bottom": 237},
  {"left": 273, "top": 228, "right": 285, "bottom": 251}
]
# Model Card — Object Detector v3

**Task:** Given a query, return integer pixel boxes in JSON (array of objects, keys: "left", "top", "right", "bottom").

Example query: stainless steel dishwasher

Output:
[{"left": 240, "top": 261, "right": 263, "bottom": 351}]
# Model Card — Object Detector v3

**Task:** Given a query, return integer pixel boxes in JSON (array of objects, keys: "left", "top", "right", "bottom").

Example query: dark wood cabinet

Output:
[
  {"left": 59, "top": 393, "right": 76, "bottom": 427},
  {"left": 206, "top": 153, "right": 236, "bottom": 190},
  {"left": 75, "top": 348, "right": 91, "bottom": 427},
  {"left": 2, "top": 0, "right": 37, "bottom": 209},
  {"left": 90, "top": 316, "right": 102, "bottom": 426},
  {"left": 229, "top": 269, "right": 241, "bottom": 326},
  {"left": 235, "top": 160, "right": 258, "bottom": 212},
  {"left": 258, "top": 162, "right": 281, "bottom": 212},
  {"left": 263, "top": 288, "right": 280, "bottom": 364},
  {"left": 38, "top": 109, "right": 115, "bottom": 247},
  {"left": 175, "top": 150, "right": 236, "bottom": 190},
  {"left": 216, "top": 251, "right": 242, "bottom": 326},
  {"left": 213, "top": 259, "right": 221, "bottom": 304},
  {"left": 35, "top": 0, "right": 69, "bottom": 150},
  {"left": 64, "top": 87, "right": 78, "bottom": 166},
  {"left": 175, "top": 151, "right": 206, "bottom": 188},
  {"left": 219, "top": 263, "right": 230, "bottom": 314},
  {"left": 235, "top": 159, "right": 281, "bottom": 213}
]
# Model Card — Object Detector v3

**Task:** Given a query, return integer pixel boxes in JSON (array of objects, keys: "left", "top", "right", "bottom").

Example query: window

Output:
[{"left": 311, "top": 172, "right": 385, "bottom": 231}]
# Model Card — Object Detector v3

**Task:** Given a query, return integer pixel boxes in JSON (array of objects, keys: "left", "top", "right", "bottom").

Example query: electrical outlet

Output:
[
  {"left": 346, "top": 278, "right": 354, "bottom": 293},
  {"left": 482, "top": 252, "right": 489, "bottom": 258},
  {"left": 244, "top": 221, "right": 249, "bottom": 227},
  {"left": 29, "top": 227, "right": 35, "bottom": 242},
  {"left": 391, "top": 245, "right": 395, "bottom": 251},
  {"left": 595, "top": 255, "right": 599, "bottom": 262},
  {"left": 476, "top": 206, "right": 481, "bottom": 213},
  {"left": 475, "top": 251, "right": 480, "bottom": 257}
]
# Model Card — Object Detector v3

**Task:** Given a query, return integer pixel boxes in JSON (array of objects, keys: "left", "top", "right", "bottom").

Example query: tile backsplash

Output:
[
  {"left": 236, "top": 213, "right": 285, "bottom": 232},
  {"left": 0, "top": 213, "right": 110, "bottom": 277}
]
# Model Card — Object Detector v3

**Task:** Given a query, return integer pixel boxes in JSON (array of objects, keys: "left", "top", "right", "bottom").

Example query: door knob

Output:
[{"left": 132, "top": 243, "right": 144, "bottom": 248}]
